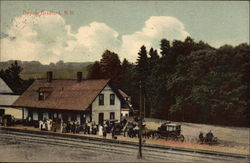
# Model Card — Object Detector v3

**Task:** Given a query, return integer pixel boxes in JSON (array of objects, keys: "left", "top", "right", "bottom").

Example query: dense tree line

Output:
[{"left": 87, "top": 37, "right": 250, "bottom": 127}]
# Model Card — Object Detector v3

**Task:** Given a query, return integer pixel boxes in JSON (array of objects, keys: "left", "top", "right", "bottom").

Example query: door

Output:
[
  {"left": 81, "top": 114, "right": 86, "bottom": 125},
  {"left": 63, "top": 114, "right": 68, "bottom": 122},
  {"left": 98, "top": 113, "right": 104, "bottom": 125},
  {"left": 0, "top": 109, "right": 5, "bottom": 116},
  {"left": 38, "top": 111, "right": 43, "bottom": 121}
]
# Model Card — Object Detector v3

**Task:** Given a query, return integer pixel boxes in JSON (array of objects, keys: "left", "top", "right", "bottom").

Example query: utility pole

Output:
[
  {"left": 138, "top": 80, "right": 142, "bottom": 159},
  {"left": 143, "top": 94, "right": 146, "bottom": 119}
]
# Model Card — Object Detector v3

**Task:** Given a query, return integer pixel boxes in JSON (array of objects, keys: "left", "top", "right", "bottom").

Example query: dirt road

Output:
[{"left": 144, "top": 118, "right": 249, "bottom": 154}]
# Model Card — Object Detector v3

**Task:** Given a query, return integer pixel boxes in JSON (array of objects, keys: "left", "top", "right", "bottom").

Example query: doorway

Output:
[
  {"left": 98, "top": 113, "right": 104, "bottom": 125},
  {"left": 0, "top": 109, "right": 5, "bottom": 116}
]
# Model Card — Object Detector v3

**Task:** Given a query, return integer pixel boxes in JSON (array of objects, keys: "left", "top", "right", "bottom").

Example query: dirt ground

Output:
[{"left": 144, "top": 118, "right": 250, "bottom": 155}]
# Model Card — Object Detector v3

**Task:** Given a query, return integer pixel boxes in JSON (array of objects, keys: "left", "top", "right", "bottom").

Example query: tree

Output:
[
  {"left": 145, "top": 48, "right": 160, "bottom": 117},
  {"left": 160, "top": 39, "right": 170, "bottom": 57},
  {"left": 99, "top": 50, "right": 122, "bottom": 86},
  {"left": 0, "top": 61, "right": 34, "bottom": 94},
  {"left": 87, "top": 61, "right": 104, "bottom": 79},
  {"left": 136, "top": 45, "right": 148, "bottom": 83},
  {"left": 135, "top": 45, "right": 149, "bottom": 117}
]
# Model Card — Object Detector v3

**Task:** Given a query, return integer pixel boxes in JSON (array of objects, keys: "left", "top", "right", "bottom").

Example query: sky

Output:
[{"left": 0, "top": 1, "right": 249, "bottom": 64}]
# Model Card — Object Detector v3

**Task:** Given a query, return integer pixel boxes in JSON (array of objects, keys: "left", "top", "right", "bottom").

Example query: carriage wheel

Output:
[
  {"left": 178, "top": 134, "right": 185, "bottom": 142},
  {"left": 167, "top": 133, "right": 177, "bottom": 141}
]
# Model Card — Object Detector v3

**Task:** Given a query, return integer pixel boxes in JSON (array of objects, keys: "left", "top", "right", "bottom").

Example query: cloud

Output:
[
  {"left": 1, "top": 13, "right": 73, "bottom": 63},
  {"left": 1, "top": 14, "right": 189, "bottom": 64},
  {"left": 74, "top": 22, "right": 121, "bottom": 61},
  {"left": 120, "top": 16, "right": 190, "bottom": 61}
]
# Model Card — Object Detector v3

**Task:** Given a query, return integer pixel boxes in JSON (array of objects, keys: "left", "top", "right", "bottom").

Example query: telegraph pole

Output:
[
  {"left": 143, "top": 94, "right": 146, "bottom": 119},
  {"left": 138, "top": 80, "right": 142, "bottom": 159}
]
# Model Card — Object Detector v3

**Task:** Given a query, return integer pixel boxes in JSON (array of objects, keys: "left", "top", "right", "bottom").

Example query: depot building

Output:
[{"left": 13, "top": 72, "right": 132, "bottom": 125}]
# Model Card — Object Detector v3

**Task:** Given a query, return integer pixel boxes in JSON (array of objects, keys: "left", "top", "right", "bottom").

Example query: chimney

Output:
[
  {"left": 77, "top": 72, "right": 82, "bottom": 82},
  {"left": 47, "top": 71, "right": 53, "bottom": 82}
]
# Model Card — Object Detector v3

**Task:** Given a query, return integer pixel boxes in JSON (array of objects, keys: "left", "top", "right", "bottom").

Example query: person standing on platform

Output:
[
  {"left": 103, "top": 125, "right": 107, "bottom": 138},
  {"left": 98, "top": 124, "right": 103, "bottom": 136}
]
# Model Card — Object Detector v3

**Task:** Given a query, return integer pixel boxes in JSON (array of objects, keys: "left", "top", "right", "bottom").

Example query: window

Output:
[
  {"left": 99, "top": 94, "right": 104, "bottom": 105},
  {"left": 38, "top": 87, "right": 53, "bottom": 101},
  {"left": 110, "top": 112, "right": 115, "bottom": 120},
  {"left": 110, "top": 94, "right": 115, "bottom": 105},
  {"left": 38, "top": 92, "right": 44, "bottom": 100}
]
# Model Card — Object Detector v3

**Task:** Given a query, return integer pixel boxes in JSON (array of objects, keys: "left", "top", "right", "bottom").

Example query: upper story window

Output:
[
  {"left": 38, "top": 92, "right": 45, "bottom": 100},
  {"left": 110, "top": 94, "right": 115, "bottom": 105},
  {"left": 99, "top": 94, "right": 104, "bottom": 105},
  {"left": 38, "top": 87, "right": 53, "bottom": 101}
]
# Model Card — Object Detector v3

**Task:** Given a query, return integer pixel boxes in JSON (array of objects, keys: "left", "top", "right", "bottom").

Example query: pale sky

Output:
[{"left": 0, "top": 1, "right": 249, "bottom": 64}]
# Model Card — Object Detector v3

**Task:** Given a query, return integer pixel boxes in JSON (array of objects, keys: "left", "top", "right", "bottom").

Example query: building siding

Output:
[
  {"left": 92, "top": 85, "right": 121, "bottom": 123},
  {"left": 21, "top": 84, "right": 121, "bottom": 125},
  {"left": 3, "top": 107, "right": 23, "bottom": 119}
]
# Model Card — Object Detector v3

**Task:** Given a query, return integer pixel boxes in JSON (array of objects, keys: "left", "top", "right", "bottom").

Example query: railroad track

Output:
[
  {"left": 0, "top": 131, "right": 192, "bottom": 162},
  {"left": 0, "top": 128, "right": 249, "bottom": 162}
]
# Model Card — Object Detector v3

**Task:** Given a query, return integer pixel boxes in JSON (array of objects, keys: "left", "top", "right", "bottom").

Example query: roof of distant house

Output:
[
  {"left": 13, "top": 79, "right": 114, "bottom": 111},
  {"left": 118, "top": 89, "right": 129, "bottom": 98},
  {"left": 0, "top": 77, "right": 13, "bottom": 94}
]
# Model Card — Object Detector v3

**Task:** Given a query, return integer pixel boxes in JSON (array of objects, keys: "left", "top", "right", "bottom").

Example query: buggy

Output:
[{"left": 155, "top": 123, "right": 185, "bottom": 142}]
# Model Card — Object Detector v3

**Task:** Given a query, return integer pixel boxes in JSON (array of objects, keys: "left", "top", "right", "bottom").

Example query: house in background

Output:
[
  {"left": 0, "top": 77, "right": 21, "bottom": 119},
  {"left": 119, "top": 89, "right": 134, "bottom": 117},
  {"left": 13, "top": 72, "right": 127, "bottom": 125}
]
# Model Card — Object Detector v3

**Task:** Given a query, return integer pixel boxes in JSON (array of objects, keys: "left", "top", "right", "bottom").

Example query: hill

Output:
[{"left": 0, "top": 60, "right": 93, "bottom": 79}]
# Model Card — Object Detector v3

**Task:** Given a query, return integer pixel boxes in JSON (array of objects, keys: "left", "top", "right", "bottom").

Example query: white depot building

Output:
[{"left": 13, "top": 72, "right": 133, "bottom": 125}]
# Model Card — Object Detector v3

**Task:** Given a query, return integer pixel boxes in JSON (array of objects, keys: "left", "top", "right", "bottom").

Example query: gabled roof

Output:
[
  {"left": 118, "top": 89, "right": 129, "bottom": 98},
  {"left": 118, "top": 89, "right": 134, "bottom": 113},
  {"left": 13, "top": 79, "right": 111, "bottom": 111},
  {"left": 0, "top": 77, "right": 13, "bottom": 94},
  {"left": 0, "top": 94, "right": 19, "bottom": 106}
]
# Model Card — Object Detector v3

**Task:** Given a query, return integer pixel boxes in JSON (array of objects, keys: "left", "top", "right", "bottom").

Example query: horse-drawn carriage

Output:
[
  {"left": 105, "top": 119, "right": 124, "bottom": 134},
  {"left": 154, "top": 123, "right": 185, "bottom": 142},
  {"left": 198, "top": 131, "right": 218, "bottom": 145}
]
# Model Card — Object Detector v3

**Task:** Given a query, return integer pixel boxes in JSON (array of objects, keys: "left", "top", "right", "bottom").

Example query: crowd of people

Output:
[
  {"left": 36, "top": 117, "right": 144, "bottom": 139},
  {"left": 38, "top": 119, "right": 53, "bottom": 131}
]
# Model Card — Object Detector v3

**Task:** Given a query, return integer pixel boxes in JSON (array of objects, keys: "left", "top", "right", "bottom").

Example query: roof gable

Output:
[
  {"left": 0, "top": 77, "right": 13, "bottom": 93},
  {"left": 118, "top": 89, "right": 129, "bottom": 98}
]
